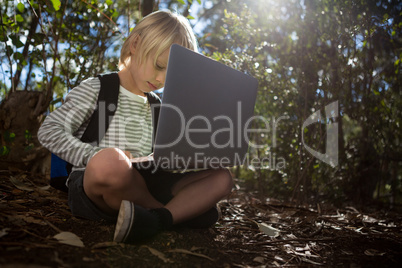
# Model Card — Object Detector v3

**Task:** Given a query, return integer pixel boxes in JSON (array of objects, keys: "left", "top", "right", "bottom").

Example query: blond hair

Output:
[{"left": 119, "top": 10, "right": 198, "bottom": 69}]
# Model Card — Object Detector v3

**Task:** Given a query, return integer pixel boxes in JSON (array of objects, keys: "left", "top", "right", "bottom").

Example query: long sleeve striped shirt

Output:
[{"left": 38, "top": 77, "right": 153, "bottom": 171}]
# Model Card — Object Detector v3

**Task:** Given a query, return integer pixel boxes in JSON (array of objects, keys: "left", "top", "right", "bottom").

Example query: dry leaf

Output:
[
  {"left": 253, "top": 256, "right": 265, "bottom": 264},
  {"left": 9, "top": 176, "right": 34, "bottom": 191},
  {"left": 364, "top": 249, "right": 386, "bottom": 256},
  {"left": 363, "top": 215, "right": 378, "bottom": 223},
  {"left": 143, "top": 246, "right": 172, "bottom": 263},
  {"left": 37, "top": 185, "right": 51, "bottom": 191},
  {"left": 7, "top": 214, "right": 46, "bottom": 226},
  {"left": 168, "top": 248, "right": 215, "bottom": 261},
  {"left": 257, "top": 222, "right": 280, "bottom": 237},
  {"left": 53, "top": 232, "right": 84, "bottom": 247},
  {"left": 0, "top": 228, "right": 10, "bottom": 238}
]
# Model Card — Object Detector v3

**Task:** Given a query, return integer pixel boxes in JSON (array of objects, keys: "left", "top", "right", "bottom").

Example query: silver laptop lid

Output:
[{"left": 153, "top": 44, "right": 258, "bottom": 170}]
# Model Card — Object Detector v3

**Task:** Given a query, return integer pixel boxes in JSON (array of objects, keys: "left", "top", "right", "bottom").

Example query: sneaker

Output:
[{"left": 113, "top": 200, "right": 160, "bottom": 243}]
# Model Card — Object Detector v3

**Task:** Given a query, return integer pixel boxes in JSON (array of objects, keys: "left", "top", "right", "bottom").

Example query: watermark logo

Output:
[
  {"left": 59, "top": 99, "right": 339, "bottom": 170},
  {"left": 301, "top": 101, "right": 338, "bottom": 167}
]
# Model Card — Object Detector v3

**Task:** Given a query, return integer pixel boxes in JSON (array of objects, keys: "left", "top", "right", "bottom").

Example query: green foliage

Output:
[
  {"left": 50, "top": 0, "right": 61, "bottom": 11},
  {"left": 202, "top": 0, "right": 402, "bottom": 205},
  {"left": 0, "top": 0, "right": 124, "bottom": 101}
]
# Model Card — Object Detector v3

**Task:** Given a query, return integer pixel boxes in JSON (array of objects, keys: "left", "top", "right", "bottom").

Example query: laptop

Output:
[{"left": 143, "top": 44, "right": 258, "bottom": 170}]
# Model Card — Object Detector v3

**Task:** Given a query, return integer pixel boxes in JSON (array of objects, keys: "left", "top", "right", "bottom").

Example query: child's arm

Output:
[{"left": 38, "top": 77, "right": 103, "bottom": 168}]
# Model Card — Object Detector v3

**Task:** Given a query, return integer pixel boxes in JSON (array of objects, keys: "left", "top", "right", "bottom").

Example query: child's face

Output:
[{"left": 129, "top": 48, "right": 170, "bottom": 95}]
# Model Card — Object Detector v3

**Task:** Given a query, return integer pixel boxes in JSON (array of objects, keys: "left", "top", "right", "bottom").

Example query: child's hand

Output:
[
  {"left": 130, "top": 153, "right": 154, "bottom": 163},
  {"left": 123, "top": 150, "right": 133, "bottom": 159}
]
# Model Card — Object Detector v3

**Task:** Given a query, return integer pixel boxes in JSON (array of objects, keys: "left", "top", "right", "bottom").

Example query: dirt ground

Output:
[{"left": 0, "top": 169, "right": 401, "bottom": 267}]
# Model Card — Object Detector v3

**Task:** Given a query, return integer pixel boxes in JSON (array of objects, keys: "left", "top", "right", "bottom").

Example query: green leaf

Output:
[
  {"left": 16, "top": 14, "right": 24, "bottom": 22},
  {"left": 0, "top": 32, "right": 8, "bottom": 42},
  {"left": 50, "top": 0, "right": 61, "bottom": 11},
  {"left": 24, "top": 143, "right": 34, "bottom": 151},
  {"left": 187, "top": 15, "right": 195, "bottom": 20},
  {"left": 177, "top": 0, "right": 185, "bottom": 4},
  {"left": 25, "top": 130, "right": 32, "bottom": 141},
  {"left": 4, "top": 131, "right": 16, "bottom": 143},
  {"left": 50, "top": 97, "right": 63, "bottom": 105},
  {"left": 10, "top": 35, "right": 24, "bottom": 48},
  {"left": 197, "top": 0, "right": 201, "bottom": 4},
  {"left": 0, "top": 146, "right": 10, "bottom": 156},
  {"left": 17, "top": 3, "right": 25, "bottom": 13}
]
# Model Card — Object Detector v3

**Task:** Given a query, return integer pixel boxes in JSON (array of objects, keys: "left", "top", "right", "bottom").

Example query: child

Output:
[{"left": 38, "top": 10, "right": 233, "bottom": 243}]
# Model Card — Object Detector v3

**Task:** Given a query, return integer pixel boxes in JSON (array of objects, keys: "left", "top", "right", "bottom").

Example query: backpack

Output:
[{"left": 49, "top": 73, "right": 161, "bottom": 192}]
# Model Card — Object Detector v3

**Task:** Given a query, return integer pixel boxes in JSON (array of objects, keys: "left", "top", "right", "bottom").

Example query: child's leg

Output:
[
  {"left": 165, "top": 168, "right": 233, "bottom": 224},
  {"left": 113, "top": 167, "right": 233, "bottom": 243},
  {"left": 83, "top": 148, "right": 164, "bottom": 215}
]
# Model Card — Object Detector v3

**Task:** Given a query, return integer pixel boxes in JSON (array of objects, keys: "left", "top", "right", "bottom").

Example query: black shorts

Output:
[{"left": 67, "top": 164, "right": 190, "bottom": 223}]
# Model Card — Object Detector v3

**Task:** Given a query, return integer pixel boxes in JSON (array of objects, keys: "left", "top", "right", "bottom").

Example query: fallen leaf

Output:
[
  {"left": 253, "top": 256, "right": 265, "bottom": 264},
  {"left": 0, "top": 228, "right": 10, "bottom": 238},
  {"left": 363, "top": 215, "right": 378, "bottom": 223},
  {"left": 364, "top": 249, "right": 386, "bottom": 256},
  {"left": 143, "top": 246, "right": 172, "bottom": 263},
  {"left": 37, "top": 185, "right": 51, "bottom": 191},
  {"left": 7, "top": 214, "right": 46, "bottom": 226},
  {"left": 9, "top": 176, "right": 34, "bottom": 191},
  {"left": 257, "top": 222, "right": 280, "bottom": 237},
  {"left": 272, "top": 261, "right": 281, "bottom": 267},
  {"left": 53, "top": 232, "right": 84, "bottom": 247},
  {"left": 168, "top": 248, "right": 215, "bottom": 261}
]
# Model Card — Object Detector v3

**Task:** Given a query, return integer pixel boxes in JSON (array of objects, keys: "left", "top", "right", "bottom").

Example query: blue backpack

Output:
[{"left": 50, "top": 73, "right": 161, "bottom": 192}]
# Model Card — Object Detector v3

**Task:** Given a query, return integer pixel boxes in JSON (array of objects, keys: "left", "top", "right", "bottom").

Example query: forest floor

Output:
[{"left": 0, "top": 169, "right": 401, "bottom": 268}]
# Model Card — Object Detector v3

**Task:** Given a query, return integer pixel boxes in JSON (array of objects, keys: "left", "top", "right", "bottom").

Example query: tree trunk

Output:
[
  {"left": 0, "top": 91, "right": 50, "bottom": 173},
  {"left": 141, "top": 0, "right": 156, "bottom": 17}
]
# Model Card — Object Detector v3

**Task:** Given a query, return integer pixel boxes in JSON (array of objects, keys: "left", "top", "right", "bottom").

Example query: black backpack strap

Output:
[
  {"left": 146, "top": 91, "right": 161, "bottom": 150},
  {"left": 80, "top": 73, "right": 120, "bottom": 145},
  {"left": 54, "top": 73, "right": 120, "bottom": 192},
  {"left": 65, "top": 73, "right": 120, "bottom": 175}
]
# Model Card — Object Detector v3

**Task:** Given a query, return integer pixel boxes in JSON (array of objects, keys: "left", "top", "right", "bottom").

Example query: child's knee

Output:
[
  {"left": 215, "top": 168, "right": 233, "bottom": 196},
  {"left": 85, "top": 148, "right": 131, "bottom": 187}
]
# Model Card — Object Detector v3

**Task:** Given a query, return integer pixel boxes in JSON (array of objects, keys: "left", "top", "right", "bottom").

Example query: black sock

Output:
[
  {"left": 150, "top": 208, "right": 173, "bottom": 230},
  {"left": 184, "top": 206, "right": 219, "bottom": 229}
]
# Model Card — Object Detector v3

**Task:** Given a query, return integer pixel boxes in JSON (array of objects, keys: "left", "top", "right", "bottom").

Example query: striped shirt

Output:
[{"left": 38, "top": 77, "right": 153, "bottom": 171}]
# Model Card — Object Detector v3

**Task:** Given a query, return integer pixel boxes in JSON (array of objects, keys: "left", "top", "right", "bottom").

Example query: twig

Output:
[
  {"left": 167, "top": 248, "right": 215, "bottom": 262},
  {"left": 0, "top": 241, "right": 54, "bottom": 249},
  {"left": 44, "top": 219, "right": 63, "bottom": 233},
  {"left": 22, "top": 229, "right": 51, "bottom": 242},
  {"left": 0, "top": 5, "right": 14, "bottom": 93},
  {"left": 80, "top": 0, "right": 119, "bottom": 32},
  {"left": 246, "top": 237, "right": 336, "bottom": 246}
]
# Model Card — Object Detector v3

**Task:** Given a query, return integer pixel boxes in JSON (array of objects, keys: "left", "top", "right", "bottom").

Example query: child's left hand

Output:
[{"left": 130, "top": 153, "right": 154, "bottom": 163}]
